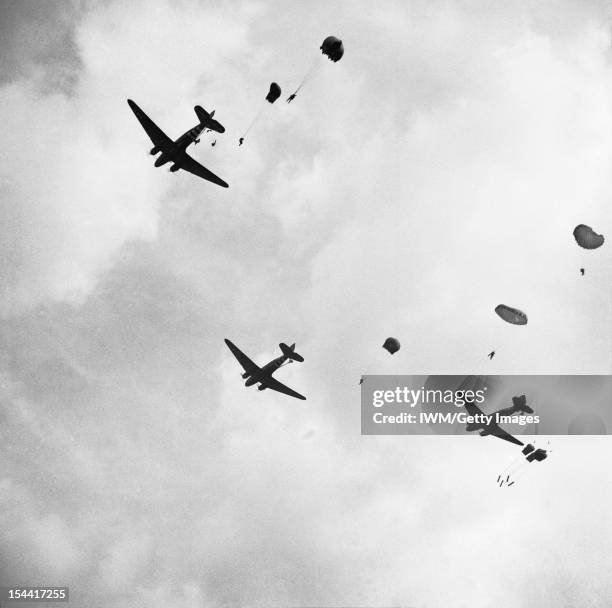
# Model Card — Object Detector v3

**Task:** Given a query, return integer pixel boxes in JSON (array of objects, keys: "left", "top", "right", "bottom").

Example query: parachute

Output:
[
  {"left": 265, "top": 82, "right": 281, "bottom": 104},
  {"left": 499, "top": 440, "right": 551, "bottom": 486},
  {"left": 382, "top": 337, "right": 400, "bottom": 355},
  {"left": 240, "top": 81, "right": 283, "bottom": 142},
  {"left": 526, "top": 448, "right": 548, "bottom": 462},
  {"left": 495, "top": 304, "right": 528, "bottom": 325},
  {"left": 573, "top": 224, "right": 604, "bottom": 250},
  {"left": 360, "top": 337, "right": 401, "bottom": 383},
  {"left": 320, "top": 36, "right": 344, "bottom": 62},
  {"left": 522, "top": 443, "right": 535, "bottom": 456},
  {"left": 287, "top": 35, "right": 344, "bottom": 102}
]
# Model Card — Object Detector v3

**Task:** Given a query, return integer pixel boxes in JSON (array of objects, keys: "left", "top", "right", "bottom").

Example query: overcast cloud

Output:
[{"left": 1, "top": 1, "right": 612, "bottom": 606}]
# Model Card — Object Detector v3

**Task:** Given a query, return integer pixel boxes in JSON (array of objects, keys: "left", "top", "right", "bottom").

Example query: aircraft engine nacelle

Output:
[
  {"left": 150, "top": 146, "right": 159, "bottom": 155},
  {"left": 170, "top": 163, "right": 180, "bottom": 172},
  {"left": 258, "top": 384, "right": 266, "bottom": 391}
]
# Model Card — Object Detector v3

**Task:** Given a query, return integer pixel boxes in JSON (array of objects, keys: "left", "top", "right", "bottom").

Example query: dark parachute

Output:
[
  {"left": 522, "top": 443, "right": 535, "bottom": 456},
  {"left": 573, "top": 224, "right": 604, "bottom": 250},
  {"left": 287, "top": 36, "right": 344, "bottom": 103},
  {"left": 526, "top": 448, "right": 547, "bottom": 462},
  {"left": 266, "top": 82, "right": 281, "bottom": 104},
  {"left": 320, "top": 36, "right": 344, "bottom": 62},
  {"left": 359, "top": 336, "right": 401, "bottom": 383},
  {"left": 495, "top": 304, "right": 528, "bottom": 325},
  {"left": 240, "top": 82, "right": 282, "bottom": 142},
  {"left": 382, "top": 337, "right": 401, "bottom": 355}
]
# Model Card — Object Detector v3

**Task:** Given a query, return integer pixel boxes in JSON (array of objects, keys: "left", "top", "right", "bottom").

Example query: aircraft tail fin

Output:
[
  {"left": 279, "top": 342, "right": 304, "bottom": 362},
  {"left": 194, "top": 105, "right": 225, "bottom": 133},
  {"left": 194, "top": 105, "right": 211, "bottom": 122}
]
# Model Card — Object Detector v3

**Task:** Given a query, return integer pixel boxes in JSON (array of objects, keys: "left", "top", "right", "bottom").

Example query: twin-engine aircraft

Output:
[
  {"left": 127, "top": 99, "right": 228, "bottom": 188},
  {"left": 224, "top": 339, "right": 306, "bottom": 401}
]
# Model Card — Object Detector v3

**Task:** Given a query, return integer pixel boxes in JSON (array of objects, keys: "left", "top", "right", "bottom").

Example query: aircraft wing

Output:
[
  {"left": 127, "top": 99, "right": 173, "bottom": 150},
  {"left": 464, "top": 399, "right": 523, "bottom": 446},
  {"left": 261, "top": 375, "right": 306, "bottom": 401},
  {"left": 224, "top": 339, "right": 259, "bottom": 374},
  {"left": 464, "top": 400, "right": 484, "bottom": 418},
  {"left": 487, "top": 423, "right": 524, "bottom": 446},
  {"left": 180, "top": 153, "right": 229, "bottom": 188}
]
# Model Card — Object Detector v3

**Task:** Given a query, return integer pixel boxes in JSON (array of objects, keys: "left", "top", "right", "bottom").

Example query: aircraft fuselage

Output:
[
  {"left": 494, "top": 403, "right": 534, "bottom": 416},
  {"left": 153, "top": 123, "right": 207, "bottom": 169},
  {"left": 466, "top": 402, "right": 533, "bottom": 433},
  {"left": 244, "top": 355, "right": 288, "bottom": 387}
]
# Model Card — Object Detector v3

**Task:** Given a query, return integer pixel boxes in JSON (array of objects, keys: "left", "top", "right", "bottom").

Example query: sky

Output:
[{"left": 1, "top": 0, "right": 612, "bottom": 606}]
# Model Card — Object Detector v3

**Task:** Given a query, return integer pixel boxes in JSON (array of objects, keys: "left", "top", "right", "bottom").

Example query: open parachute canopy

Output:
[
  {"left": 266, "top": 82, "right": 282, "bottom": 104},
  {"left": 495, "top": 304, "right": 528, "bottom": 326},
  {"left": 320, "top": 36, "right": 344, "bottom": 62},
  {"left": 382, "top": 337, "right": 401, "bottom": 354},
  {"left": 573, "top": 224, "right": 604, "bottom": 250}
]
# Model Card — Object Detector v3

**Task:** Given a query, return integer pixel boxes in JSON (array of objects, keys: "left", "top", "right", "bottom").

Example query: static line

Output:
[
  {"left": 241, "top": 104, "right": 265, "bottom": 138},
  {"left": 290, "top": 56, "right": 323, "bottom": 97}
]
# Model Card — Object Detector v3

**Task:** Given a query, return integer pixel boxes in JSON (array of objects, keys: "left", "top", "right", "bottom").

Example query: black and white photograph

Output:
[{"left": 1, "top": 1, "right": 612, "bottom": 606}]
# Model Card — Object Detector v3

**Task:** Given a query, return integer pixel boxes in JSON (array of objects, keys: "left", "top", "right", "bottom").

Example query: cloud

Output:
[
  {"left": 0, "top": 0, "right": 257, "bottom": 316},
  {"left": 1, "top": 1, "right": 612, "bottom": 607}
]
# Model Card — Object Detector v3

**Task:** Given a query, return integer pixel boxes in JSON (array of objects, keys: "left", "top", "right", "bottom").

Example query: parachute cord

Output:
[
  {"left": 506, "top": 461, "right": 535, "bottom": 484},
  {"left": 361, "top": 362, "right": 375, "bottom": 377},
  {"left": 499, "top": 448, "right": 527, "bottom": 476},
  {"left": 241, "top": 101, "right": 266, "bottom": 139},
  {"left": 290, "top": 56, "right": 323, "bottom": 97},
  {"left": 361, "top": 349, "right": 388, "bottom": 378}
]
